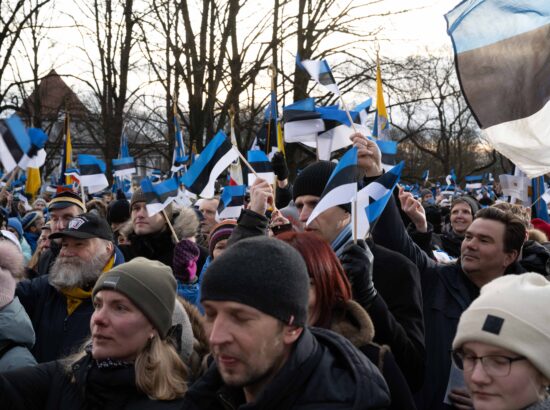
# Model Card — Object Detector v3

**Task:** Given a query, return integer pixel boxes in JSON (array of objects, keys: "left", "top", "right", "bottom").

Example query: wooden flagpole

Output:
[{"left": 163, "top": 208, "right": 179, "bottom": 243}]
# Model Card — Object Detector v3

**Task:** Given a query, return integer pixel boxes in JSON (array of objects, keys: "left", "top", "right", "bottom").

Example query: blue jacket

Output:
[{"left": 0, "top": 297, "right": 37, "bottom": 372}]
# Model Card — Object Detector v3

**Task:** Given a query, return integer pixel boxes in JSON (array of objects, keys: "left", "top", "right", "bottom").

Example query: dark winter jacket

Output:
[
  {"left": 0, "top": 297, "right": 37, "bottom": 372},
  {"left": 228, "top": 209, "right": 425, "bottom": 391},
  {"left": 330, "top": 300, "right": 417, "bottom": 410},
  {"left": 520, "top": 240, "right": 550, "bottom": 275},
  {"left": 372, "top": 195, "right": 525, "bottom": 410},
  {"left": 119, "top": 229, "right": 175, "bottom": 268},
  {"left": 15, "top": 251, "right": 125, "bottom": 363},
  {"left": 181, "top": 327, "right": 390, "bottom": 410},
  {"left": 0, "top": 352, "right": 186, "bottom": 409}
]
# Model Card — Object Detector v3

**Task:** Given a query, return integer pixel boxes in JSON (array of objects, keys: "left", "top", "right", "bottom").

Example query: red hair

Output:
[{"left": 276, "top": 231, "right": 351, "bottom": 327}]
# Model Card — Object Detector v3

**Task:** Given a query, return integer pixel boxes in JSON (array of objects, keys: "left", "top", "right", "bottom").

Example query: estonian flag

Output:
[
  {"left": 314, "top": 105, "right": 354, "bottom": 160},
  {"left": 355, "top": 161, "right": 404, "bottom": 239},
  {"left": 446, "top": 1, "right": 550, "bottom": 177},
  {"left": 297, "top": 55, "right": 340, "bottom": 95},
  {"left": 376, "top": 139, "right": 398, "bottom": 172},
  {"left": 180, "top": 131, "right": 239, "bottom": 198},
  {"left": 171, "top": 115, "right": 189, "bottom": 173},
  {"left": 0, "top": 115, "right": 31, "bottom": 172},
  {"left": 216, "top": 184, "right": 246, "bottom": 220},
  {"left": 283, "top": 98, "right": 325, "bottom": 143},
  {"left": 352, "top": 98, "right": 373, "bottom": 127},
  {"left": 78, "top": 154, "right": 109, "bottom": 193},
  {"left": 113, "top": 157, "right": 136, "bottom": 177},
  {"left": 306, "top": 147, "right": 359, "bottom": 226},
  {"left": 19, "top": 128, "right": 47, "bottom": 169},
  {"left": 247, "top": 150, "right": 275, "bottom": 186},
  {"left": 464, "top": 175, "right": 483, "bottom": 190},
  {"left": 140, "top": 176, "right": 179, "bottom": 217}
]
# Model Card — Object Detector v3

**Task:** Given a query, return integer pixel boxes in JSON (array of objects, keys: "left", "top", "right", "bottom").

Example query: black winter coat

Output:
[
  {"left": 0, "top": 353, "right": 185, "bottom": 409},
  {"left": 119, "top": 229, "right": 175, "bottom": 268},
  {"left": 372, "top": 195, "right": 525, "bottom": 410},
  {"left": 181, "top": 327, "right": 390, "bottom": 410}
]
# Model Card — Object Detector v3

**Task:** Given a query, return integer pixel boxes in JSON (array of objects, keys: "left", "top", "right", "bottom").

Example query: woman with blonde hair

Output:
[
  {"left": 0, "top": 257, "right": 189, "bottom": 409},
  {"left": 452, "top": 273, "right": 550, "bottom": 410}
]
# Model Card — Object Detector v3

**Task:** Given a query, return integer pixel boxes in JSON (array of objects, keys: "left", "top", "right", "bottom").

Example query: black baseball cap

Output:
[{"left": 49, "top": 212, "right": 114, "bottom": 241}]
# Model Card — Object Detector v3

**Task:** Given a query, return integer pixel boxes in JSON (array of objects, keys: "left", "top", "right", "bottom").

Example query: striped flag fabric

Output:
[
  {"left": 532, "top": 176, "right": 549, "bottom": 222},
  {"left": 282, "top": 98, "right": 325, "bottom": 143},
  {"left": 446, "top": 1, "right": 550, "bottom": 177},
  {"left": 171, "top": 114, "right": 189, "bottom": 173},
  {"left": 247, "top": 150, "right": 275, "bottom": 187},
  {"left": 355, "top": 161, "right": 404, "bottom": 239},
  {"left": 180, "top": 131, "right": 239, "bottom": 198},
  {"left": 140, "top": 176, "right": 179, "bottom": 217},
  {"left": 0, "top": 115, "right": 31, "bottom": 172},
  {"left": 306, "top": 147, "right": 359, "bottom": 226},
  {"left": 78, "top": 154, "right": 109, "bottom": 193},
  {"left": 352, "top": 98, "right": 373, "bottom": 127},
  {"left": 297, "top": 55, "right": 341, "bottom": 95},
  {"left": 376, "top": 139, "right": 398, "bottom": 172},
  {"left": 19, "top": 127, "right": 47, "bottom": 170},
  {"left": 464, "top": 175, "right": 483, "bottom": 190},
  {"left": 216, "top": 184, "right": 246, "bottom": 220},
  {"left": 112, "top": 157, "right": 136, "bottom": 177},
  {"left": 257, "top": 90, "right": 285, "bottom": 158}
]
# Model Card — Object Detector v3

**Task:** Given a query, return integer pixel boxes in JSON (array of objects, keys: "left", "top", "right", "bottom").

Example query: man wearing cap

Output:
[
  {"left": 182, "top": 236, "right": 390, "bottom": 409},
  {"left": 15, "top": 212, "right": 124, "bottom": 363},
  {"left": 36, "top": 191, "right": 85, "bottom": 276}
]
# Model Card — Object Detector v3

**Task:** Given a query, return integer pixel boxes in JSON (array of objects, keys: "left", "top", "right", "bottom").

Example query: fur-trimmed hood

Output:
[{"left": 330, "top": 299, "right": 375, "bottom": 348}]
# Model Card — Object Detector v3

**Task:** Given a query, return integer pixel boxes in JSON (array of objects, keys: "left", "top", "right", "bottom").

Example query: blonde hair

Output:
[
  {"left": 135, "top": 336, "right": 188, "bottom": 400},
  {"left": 67, "top": 337, "right": 188, "bottom": 401}
]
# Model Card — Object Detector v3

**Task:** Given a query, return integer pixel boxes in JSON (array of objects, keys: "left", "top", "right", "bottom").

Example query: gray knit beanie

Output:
[
  {"left": 292, "top": 161, "right": 351, "bottom": 213},
  {"left": 201, "top": 236, "right": 310, "bottom": 326},
  {"left": 93, "top": 257, "right": 177, "bottom": 339}
]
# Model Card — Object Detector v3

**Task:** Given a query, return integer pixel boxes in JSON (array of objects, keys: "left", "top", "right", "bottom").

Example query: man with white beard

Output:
[{"left": 15, "top": 212, "right": 124, "bottom": 363}]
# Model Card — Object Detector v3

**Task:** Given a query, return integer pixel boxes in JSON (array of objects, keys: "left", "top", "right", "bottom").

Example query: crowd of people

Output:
[{"left": 0, "top": 133, "right": 549, "bottom": 409}]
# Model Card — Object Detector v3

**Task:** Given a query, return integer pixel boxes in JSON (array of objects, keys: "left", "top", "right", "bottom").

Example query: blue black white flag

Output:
[
  {"left": 0, "top": 115, "right": 31, "bottom": 172},
  {"left": 180, "top": 131, "right": 239, "bottom": 198},
  {"left": 282, "top": 98, "right": 325, "bottom": 143},
  {"left": 247, "top": 150, "right": 275, "bottom": 187},
  {"left": 297, "top": 55, "right": 341, "bottom": 95},
  {"left": 307, "top": 147, "right": 359, "bottom": 226},
  {"left": 216, "top": 184, "right": 246, "bottom": 220},
  {"left": 78, "top": 154, "right": 109, "bottom": 193},
  {"left": 355, "top": 161, "right": 404, "bottom": 238},
  {"left": 140, "top": 176, "right": 179, "bottom": 216}
]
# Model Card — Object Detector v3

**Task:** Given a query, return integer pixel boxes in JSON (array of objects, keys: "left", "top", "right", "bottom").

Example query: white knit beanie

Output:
[{"left": 453, "top": 273, "right": 550, "bottom": 380}]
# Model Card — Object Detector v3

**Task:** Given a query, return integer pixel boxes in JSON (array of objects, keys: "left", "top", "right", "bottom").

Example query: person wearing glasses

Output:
[{"left": 451, "top": 273, "right": 550, "bottom": 410}]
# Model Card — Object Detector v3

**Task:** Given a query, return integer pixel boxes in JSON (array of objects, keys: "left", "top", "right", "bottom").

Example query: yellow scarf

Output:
[{"left": 61, "top": 254, "right": 116, "bottom": 315}]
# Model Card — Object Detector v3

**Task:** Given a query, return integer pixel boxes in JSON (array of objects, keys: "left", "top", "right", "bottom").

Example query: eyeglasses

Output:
[{"left": 451, "top": 350, "right": 527, "bottom": 377}]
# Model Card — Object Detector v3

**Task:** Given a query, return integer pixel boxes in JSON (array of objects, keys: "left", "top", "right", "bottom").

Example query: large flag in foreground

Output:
[
  {"left": 446, "top": 1, "right": 550, "bottom": 177},
  {"left": 180, "top": 131, "right": 239, "bottom": 198},
  {"left": 307, "top": 147, "right": 359, "bottom": 226}
]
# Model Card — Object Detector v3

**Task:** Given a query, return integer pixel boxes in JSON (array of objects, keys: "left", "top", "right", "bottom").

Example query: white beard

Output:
[{"left": 49, "top": 252, "right": 110, "bottom": 290}]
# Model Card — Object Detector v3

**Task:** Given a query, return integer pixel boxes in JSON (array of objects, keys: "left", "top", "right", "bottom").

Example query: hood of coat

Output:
[
  {"left": 330, "top": 299, "right": 375, "bottom": 348},
  {"left": 0, "top": 297, "right": 35, "bottom": 349}
]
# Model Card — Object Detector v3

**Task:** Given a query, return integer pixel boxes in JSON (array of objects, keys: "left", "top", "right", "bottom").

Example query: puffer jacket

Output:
[{"left": 0, "top": 297, "right": 36, "bottom": 372}]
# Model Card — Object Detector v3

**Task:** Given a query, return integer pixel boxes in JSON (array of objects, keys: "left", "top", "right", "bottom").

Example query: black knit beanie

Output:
[
  {"left": 201, "top": 236, "right": 310, "bottom": 326},
  {"left": 107, "top": 199, "right": 130, "bottom": 225},
  {"left": 292, "top": 161, "right": 351, "bottom": 213},
  {"left": 93, "top": 257, "right": 176, "bottom": 339}
]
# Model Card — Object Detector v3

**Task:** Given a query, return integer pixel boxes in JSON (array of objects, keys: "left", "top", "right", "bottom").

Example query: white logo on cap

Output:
[{"left": 68, "top": 218, "right": 86, "bottom": 230}]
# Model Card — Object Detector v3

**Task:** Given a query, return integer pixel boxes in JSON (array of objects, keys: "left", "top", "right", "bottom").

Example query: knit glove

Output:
[
  {"left": 340, "top": 239, "right": 377, "bottom": 308},
  {"left": 172, "top": 239, "right": 200, "bottom": 284},
  {"left": 271, "top": 151, "right": 289, "bottom": 181},
  {"left": 0, "top": 266, "right": 15, "bottom": 309}
]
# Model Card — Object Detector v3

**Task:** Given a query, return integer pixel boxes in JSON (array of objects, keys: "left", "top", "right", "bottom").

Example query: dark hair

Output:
[
  {"left": 474, "top": 207, "right": 526, "bottom": 254},
  {"left": 276, "top": 231, "right": 351, "bottom": 327}
]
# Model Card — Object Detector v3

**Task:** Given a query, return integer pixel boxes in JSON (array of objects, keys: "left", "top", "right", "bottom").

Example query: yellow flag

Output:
[{"left": 25, "top": 167, "right": 41, "bottom": 198}]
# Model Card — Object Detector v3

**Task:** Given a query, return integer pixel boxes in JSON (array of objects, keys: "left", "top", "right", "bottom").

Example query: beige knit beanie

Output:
[{"left": 453, "top": 273, "right": 550, "bottom": 380}]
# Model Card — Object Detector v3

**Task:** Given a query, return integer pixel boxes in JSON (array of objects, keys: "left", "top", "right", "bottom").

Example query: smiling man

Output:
[
  {"left": 182, "top": 236, "right": 389, "bottom": 409},
  {"left": 379, "top": 192, "right": 527, "bottom": 410}
]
